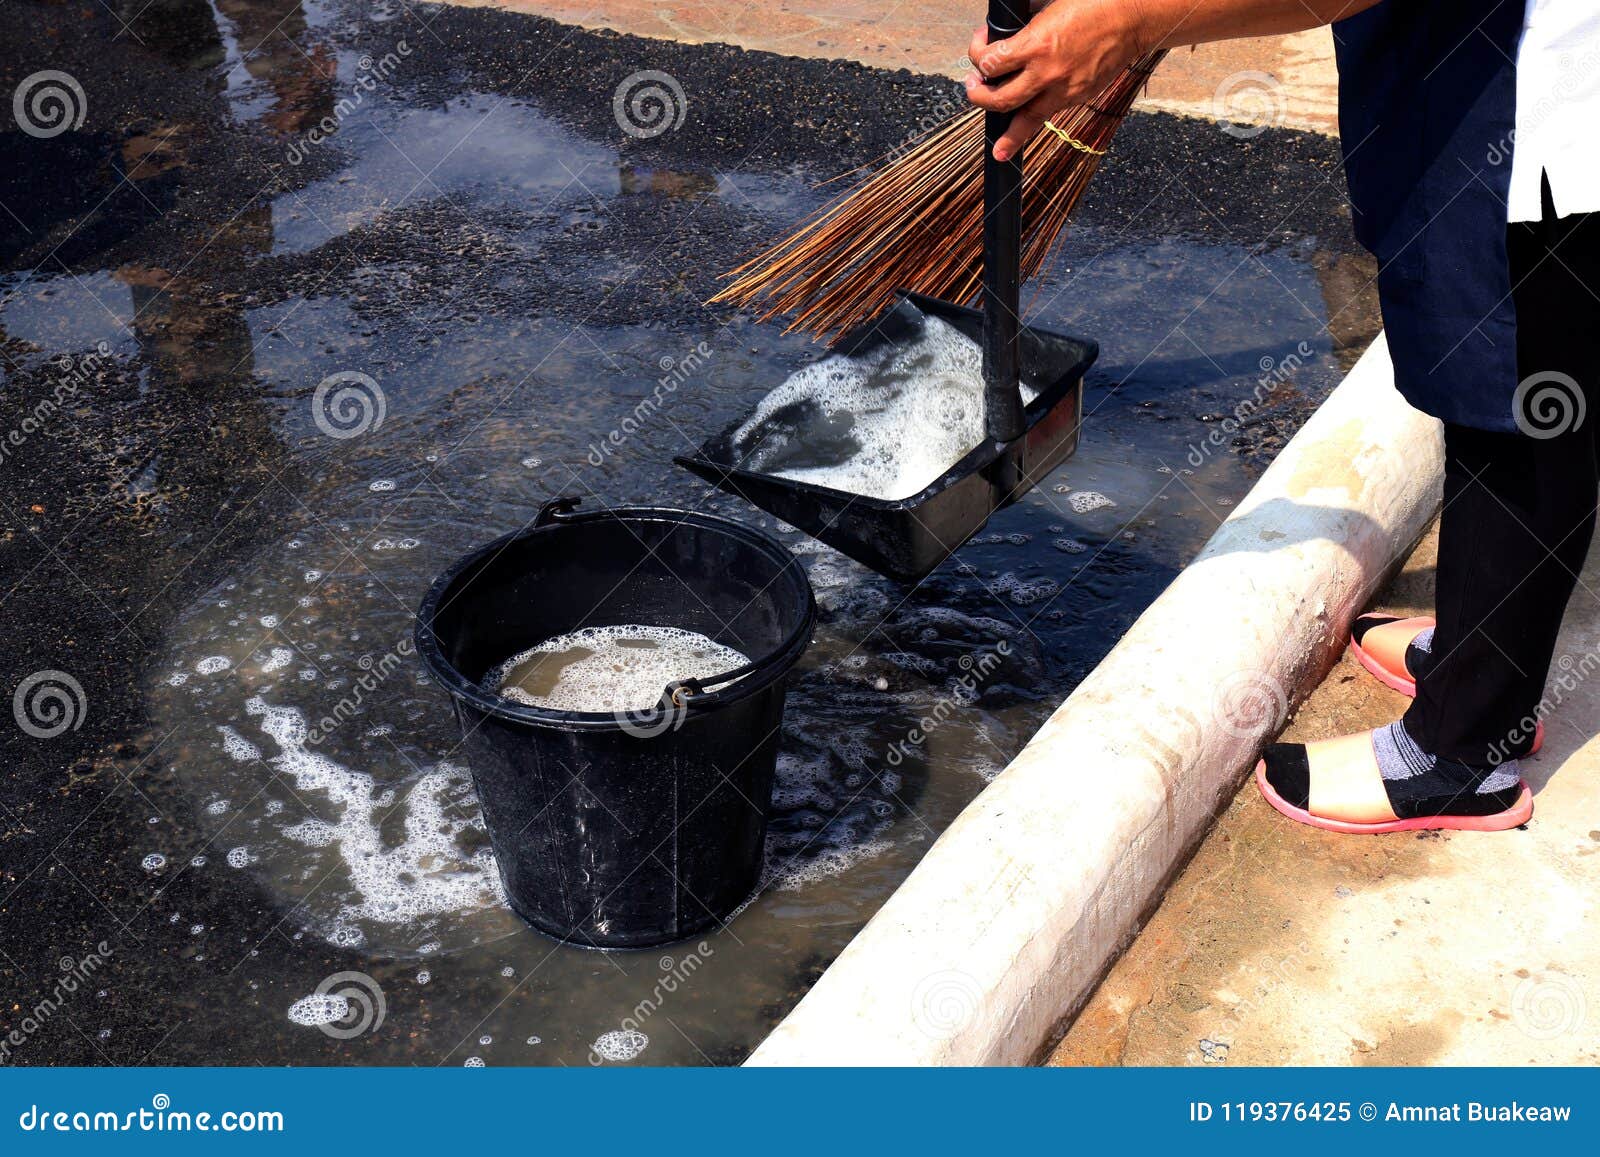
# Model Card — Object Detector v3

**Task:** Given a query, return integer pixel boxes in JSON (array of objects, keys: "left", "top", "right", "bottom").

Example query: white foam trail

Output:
[
  {"left": 243, "top": 697, "right": 505, "bottom": 942},
  {"left": 218, "top": 726, "right": 260, "bottom": 762},
  {"left": 764, "top": 839, "right": 894, "bottom": 891}
]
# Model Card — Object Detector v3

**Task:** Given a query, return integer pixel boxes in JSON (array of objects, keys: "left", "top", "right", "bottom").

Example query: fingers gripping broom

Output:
[
  {"left": 679, "top": 4, "right": 1138, "bottom": 582},
  {"left": 709, "top": 44, "right": 1166, "bottom": 344}
]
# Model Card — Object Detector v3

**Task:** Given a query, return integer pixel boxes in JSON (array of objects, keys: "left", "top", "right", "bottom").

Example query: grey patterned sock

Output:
[
  {"left": 1371, "top": 721, "right": 1523, "bottom": 818},
  {"left": 1405, "top": 626, "right": 1435, "bottom": 680}
]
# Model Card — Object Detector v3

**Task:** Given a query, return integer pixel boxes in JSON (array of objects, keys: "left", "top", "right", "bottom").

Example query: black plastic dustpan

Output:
[{"left": 678, "top": 1, "right": 1098, "bottom": 583}]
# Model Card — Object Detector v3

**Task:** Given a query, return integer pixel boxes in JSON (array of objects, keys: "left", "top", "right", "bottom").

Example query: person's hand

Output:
[{"left": 965, "top": 0, "right": 1149, "bottom": 161}]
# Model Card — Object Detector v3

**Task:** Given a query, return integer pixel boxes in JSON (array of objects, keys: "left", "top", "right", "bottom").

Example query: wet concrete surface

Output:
[
  {"left": 1051, "top": 524, "right": 1600, "bottom": 1067},
  {"left": 2, "top": 0, "right": 1375, "bottom": 1065}
]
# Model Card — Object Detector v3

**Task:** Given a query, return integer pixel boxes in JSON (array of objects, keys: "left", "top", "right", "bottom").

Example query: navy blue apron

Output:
[{"left": 1334, "top": 0, "right": 1527, "bottom": 432}]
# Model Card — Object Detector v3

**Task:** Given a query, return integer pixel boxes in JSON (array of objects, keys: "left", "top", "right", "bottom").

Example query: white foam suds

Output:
[
  {"left": 205, "top": 799, "right": 230, "bottom": 815},
  {"left": 464, "top": 1057, "right": 485, "bottom": 1067},
  {"left": 226, "top": 846, "right": 254, "bottom": 868},
  {"left": 591, "top": 1029, "right": 648, "bottom": 1062},
  {"left": 218, "top": 726, "right": 260, "bottom": 763},
  {"left": 732, "top": 314, "right": 1038, "bottom": 501},
  {"left": 242, "top": 697, "right": 504, "bottom": 938},
  {"left": 195, "top": 656, "right": 231, "bottom": 675},
  {"left": 260, "top": 647, "right": 293, "bottom": 673},
  {"left": 287, "top": 993, "right": 349, "bottom": 1027},
  {"left": 166, "top": 672, "right": 188, "bottom": 687},
  {"left": 764, "top": 838, "right": 894, "bottom": 892},
  {"left": 369, "top": 479, "right": 396, "bottom": 492},
  {"left": 141, "top": 853, "right": 166, "bottom": 873},
  {"left": 484, "top": 625, "right": 748, "bottom": 713},
  {"left": 993, "top": 572, "right": 1058, "bottom": 607},
  {"left": 1066, "top": 490, "right": 1115, "bottom": 514},
  {"left": 283, "top": 818, "right": 336, "bottom": 846}
]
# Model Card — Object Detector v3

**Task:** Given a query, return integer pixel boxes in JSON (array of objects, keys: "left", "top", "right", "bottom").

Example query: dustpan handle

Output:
[{"left": 982, "top": 0, "right": 1030, "bottom": 447}]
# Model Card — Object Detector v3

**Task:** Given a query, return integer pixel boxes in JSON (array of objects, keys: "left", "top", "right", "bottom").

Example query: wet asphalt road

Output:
[{"left": 0, "top": 0, "right": 1373, "bottom": 1065}]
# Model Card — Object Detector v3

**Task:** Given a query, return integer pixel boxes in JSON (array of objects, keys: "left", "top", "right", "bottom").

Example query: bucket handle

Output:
[
  {"left": 535, "top": 495, "right": 583, "bottom": 526},
  {"left": 662, "top": 656, "right": 763, "bottom": 708},
  {"left": 532, "top": 495, "right": 775, "bottom": 710}
]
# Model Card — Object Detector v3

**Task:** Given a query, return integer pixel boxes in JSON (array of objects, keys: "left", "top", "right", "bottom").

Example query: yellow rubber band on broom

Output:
[{"left": 1041, "top": 121, "right": 1106, "bottom": 156}]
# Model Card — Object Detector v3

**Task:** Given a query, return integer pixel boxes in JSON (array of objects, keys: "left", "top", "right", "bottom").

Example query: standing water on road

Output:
[{"left": 0, "top": 0, "right": 1378, "bottom": 1065}]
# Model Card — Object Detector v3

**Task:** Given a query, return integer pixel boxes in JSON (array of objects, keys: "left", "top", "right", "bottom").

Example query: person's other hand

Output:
[{"left": 965, "top": 0, "right": 1147, "bottom": 161}]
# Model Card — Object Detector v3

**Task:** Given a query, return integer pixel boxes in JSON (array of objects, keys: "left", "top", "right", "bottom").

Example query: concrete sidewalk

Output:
[
  {"left": 1050, "top": 525, "right": 1600, "bottom": 1066},
  {"left": 453, "top": 0, "right": 1339, "bottom": 134}
]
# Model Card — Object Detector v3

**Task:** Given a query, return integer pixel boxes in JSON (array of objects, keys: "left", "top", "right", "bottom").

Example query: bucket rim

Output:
[{"left": 413, "top": 503, "right": 816, "bottom": 732}]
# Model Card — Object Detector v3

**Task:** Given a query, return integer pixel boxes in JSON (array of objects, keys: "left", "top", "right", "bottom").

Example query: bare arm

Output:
[{"left": 966, "top": 0, "right": 1386, "bottom": 160}]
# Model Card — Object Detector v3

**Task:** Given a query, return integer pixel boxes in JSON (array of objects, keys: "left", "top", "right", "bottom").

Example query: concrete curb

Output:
[{"left": 747, "top": 334, "right": 1443, "bottom": 1065}]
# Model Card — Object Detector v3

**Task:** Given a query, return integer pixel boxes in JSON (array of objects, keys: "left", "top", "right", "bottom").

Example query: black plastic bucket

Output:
[{"left": 414, "top": 498, "right": 815, "bottom": 949}]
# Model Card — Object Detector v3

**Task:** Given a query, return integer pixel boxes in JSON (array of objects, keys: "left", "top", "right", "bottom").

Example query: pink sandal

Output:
[
  {"left": 1255, "top": 751, "right": 1534, "bottom": 834},
  {"left": 1348, "top": 613, "right": 1543, "bottom": 755}
]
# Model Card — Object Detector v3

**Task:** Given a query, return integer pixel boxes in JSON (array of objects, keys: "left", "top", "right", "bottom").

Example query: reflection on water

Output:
[{"left": 3, "top": 0, "right": 1374, "bottom": 1066}]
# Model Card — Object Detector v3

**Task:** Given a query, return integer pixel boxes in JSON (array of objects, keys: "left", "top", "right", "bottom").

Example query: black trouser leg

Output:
[{"left": 1403, "top": 204, "right": 1600, "bottom": 769}]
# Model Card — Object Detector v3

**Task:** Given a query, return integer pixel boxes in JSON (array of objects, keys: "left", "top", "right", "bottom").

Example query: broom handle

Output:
[{"left": 982, "top": 0, "right": 1030, "bottom": 447}]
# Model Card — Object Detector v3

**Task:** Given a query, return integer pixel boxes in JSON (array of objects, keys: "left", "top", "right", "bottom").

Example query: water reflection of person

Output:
[
  {"left": 100, "top": 0, "right": 324, "bottom": 505},
  {"left": 111, "top": 0, "right": 335, "bottom": 390},
  {"left": 212, "top": 0, "right": 338, "bottom": 137},
  {"left": 122, "top": 0, "right": 336, "bottom": 136},
  {"left": 966, "top": 1, "right": 1599, "bottom": 833}
]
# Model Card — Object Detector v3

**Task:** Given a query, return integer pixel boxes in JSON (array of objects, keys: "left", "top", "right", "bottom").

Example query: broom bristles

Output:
[{"left": 711, "top": 51, "right": 1166, "bottom": 342}]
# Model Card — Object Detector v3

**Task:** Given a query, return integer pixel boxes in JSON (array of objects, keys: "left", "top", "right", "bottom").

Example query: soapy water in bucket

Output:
[
  {"left": 484, "top": 625, "right": 749, "bottom": 712},
  {"left": 729, "top": 315, "right": 1038, "bottom": 502}
]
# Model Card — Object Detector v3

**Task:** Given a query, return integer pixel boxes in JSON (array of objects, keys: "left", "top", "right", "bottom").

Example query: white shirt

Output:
[{"left": 1509, "top": 0, "right": 1600, "bottom": 222}]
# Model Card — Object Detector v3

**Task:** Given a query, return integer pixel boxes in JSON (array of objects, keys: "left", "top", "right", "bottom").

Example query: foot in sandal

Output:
[
  {"left": 1256, "top": 721, "right": 1532, "bottom": 834},
  {"left": 1349, "top": 614, "right": 1544, "bottom": 756},
  {"left": 1349, "top": 614, "right": 1435, "bottom": 696}
]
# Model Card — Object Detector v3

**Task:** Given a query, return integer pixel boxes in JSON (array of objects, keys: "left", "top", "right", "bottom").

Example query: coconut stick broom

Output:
[{"left": 710, "top": 49, "right": 1167, "bottom": 343}]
